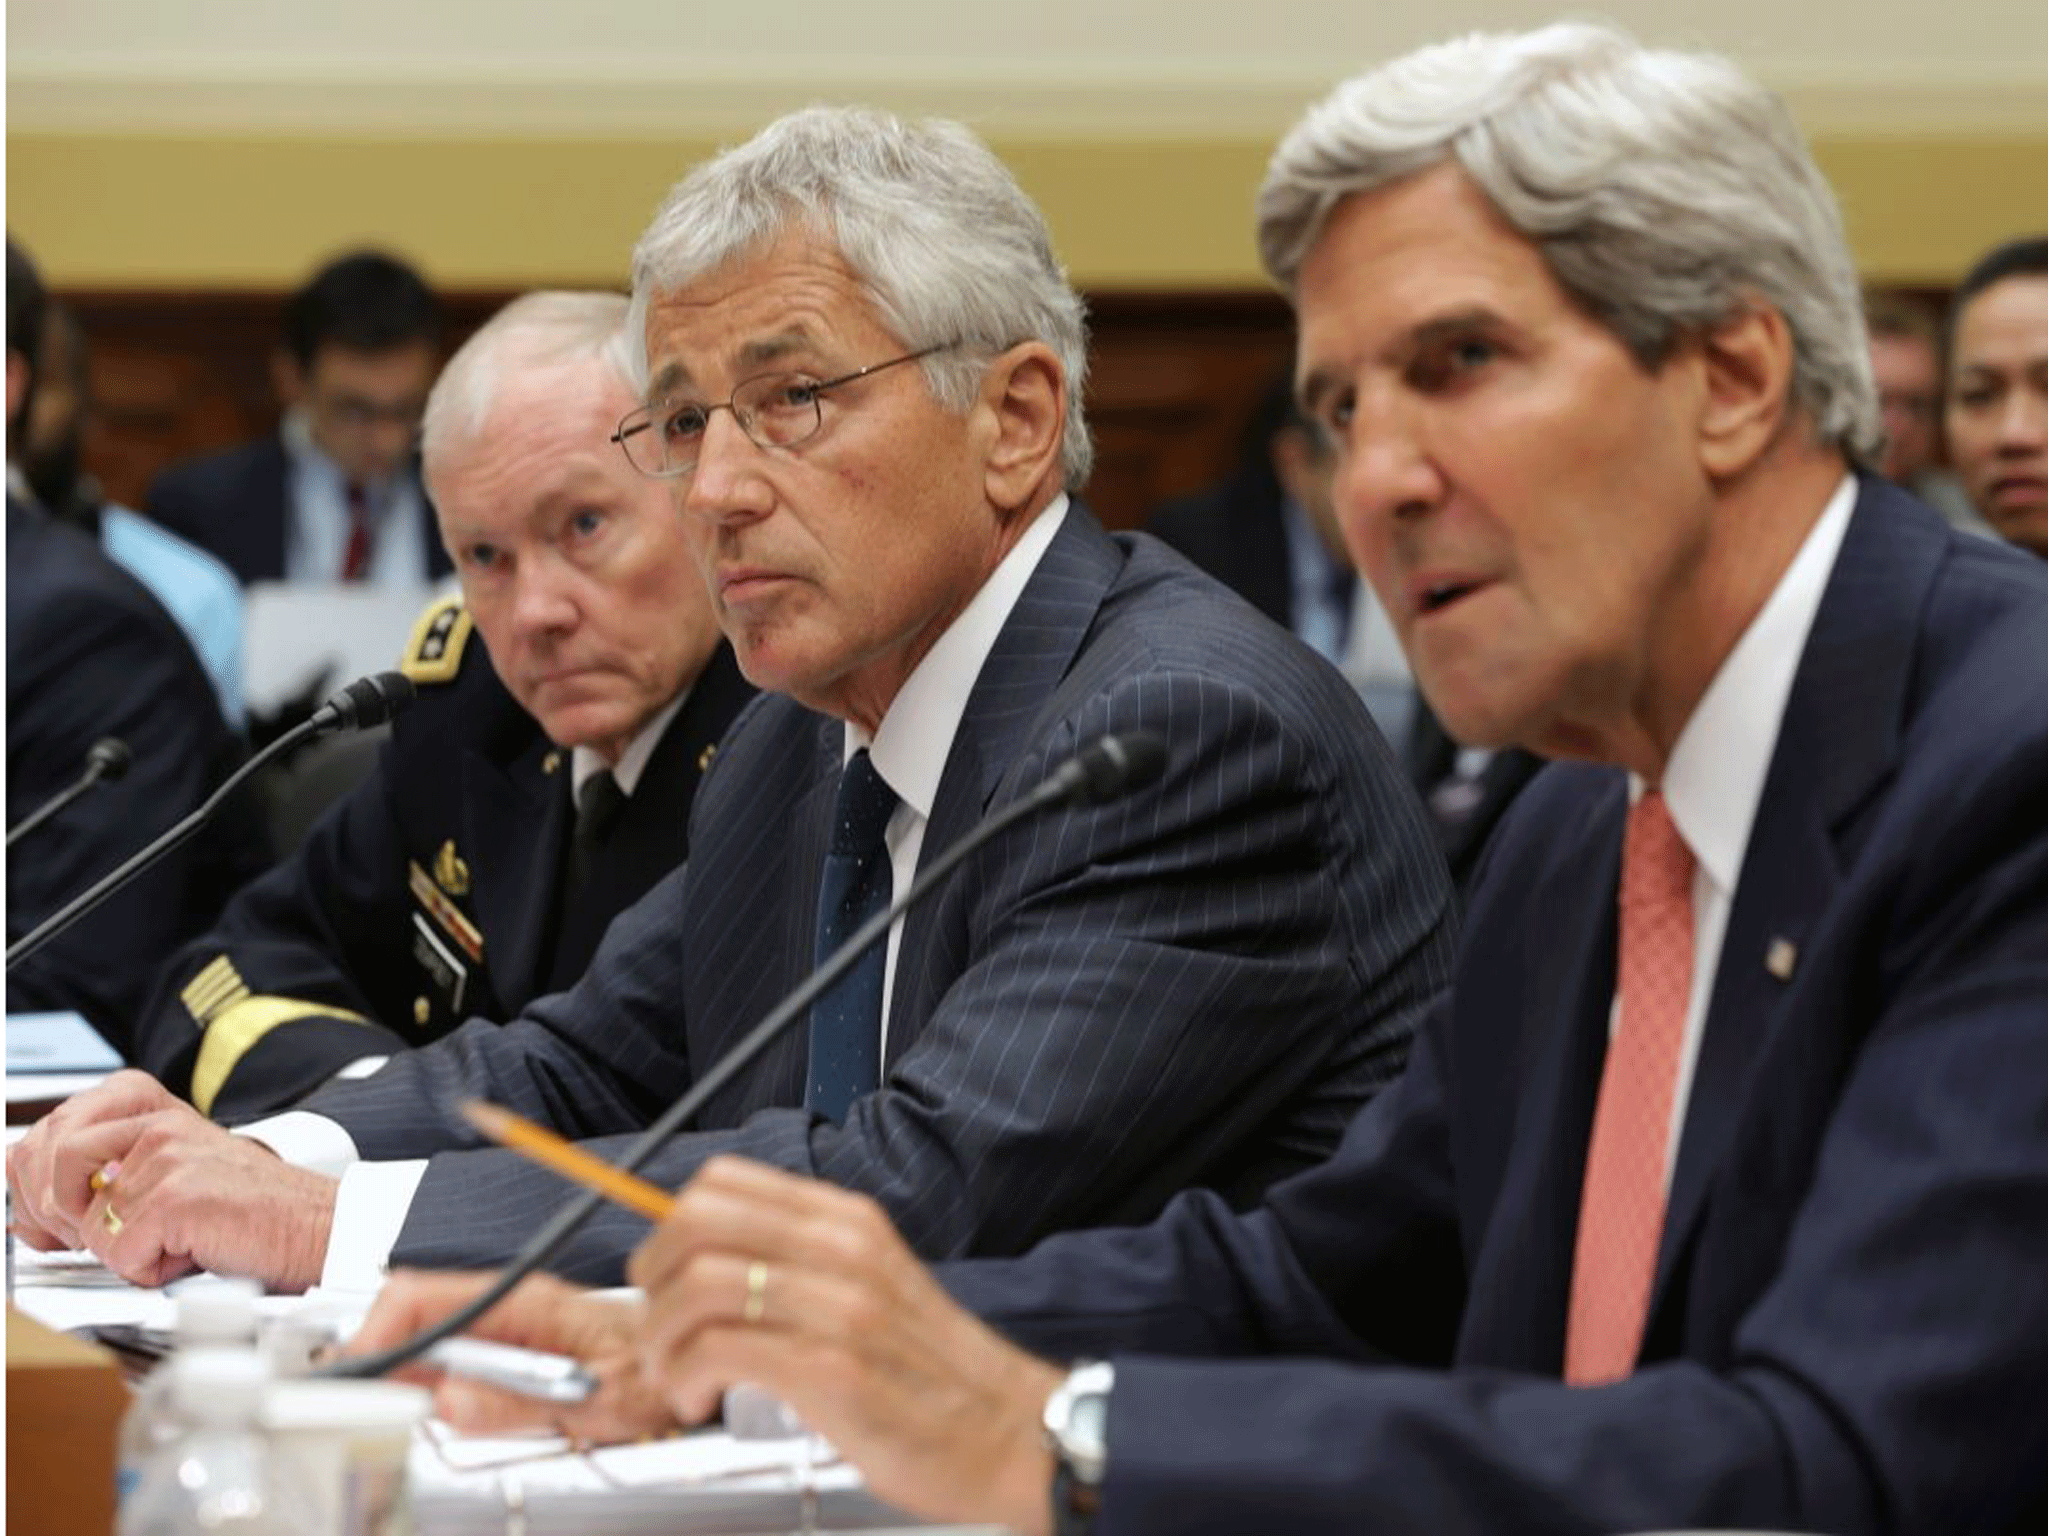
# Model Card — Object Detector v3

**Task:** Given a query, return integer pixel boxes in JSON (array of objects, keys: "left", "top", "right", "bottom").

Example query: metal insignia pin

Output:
[
  {"left": 1765, "top": 937, "right": 1798, "bottom": 981},
  {"left": 434, "top": 840, "right": 472, "bottom": 897}
]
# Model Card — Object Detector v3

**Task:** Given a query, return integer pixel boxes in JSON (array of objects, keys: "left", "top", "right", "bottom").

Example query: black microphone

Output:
[
  {"left": 6, "top": 737, "right": 133, "bottom": 850},
  {"left": 308, "top": 671, "right": 415, "bottom": 733},
  {"left": 5, "top": 672, "right": 417, "bottom": 972},
  {"left": 325, "top": 726, "right": 1170, "bottom": 1383}
]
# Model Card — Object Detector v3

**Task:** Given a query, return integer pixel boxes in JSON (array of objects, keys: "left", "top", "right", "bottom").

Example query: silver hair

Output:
[
  {"left": 1258, "top": 22, "right": 1880, "bottom": 462},
  {"left": 628, "top": 105, "right": 1094, "bottom": 488},
  {"left": 421, "top": 290, "right": 639, "bottom": 475}
]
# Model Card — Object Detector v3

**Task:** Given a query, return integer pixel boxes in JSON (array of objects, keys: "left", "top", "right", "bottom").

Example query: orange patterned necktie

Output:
[{"left": 1564, "top": 789, "right": 1696, "bottom": 1385}]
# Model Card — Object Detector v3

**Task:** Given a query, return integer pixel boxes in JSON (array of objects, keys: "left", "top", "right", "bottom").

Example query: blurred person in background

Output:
[
  {"left": 22, "top": 299, "right": 246, "bottom": 727},
  {"left": 1862, "top": 287, "right": 1984, "bottom": 532},
  {"left": 1943, "top": 236, "right": 2048, "bottom": 559},
  {"left": 7, "top": 235, "right": 270, "bottom": 1053},
  {"left": 147, "top": 249, "right": 450, "bottom": 589}
]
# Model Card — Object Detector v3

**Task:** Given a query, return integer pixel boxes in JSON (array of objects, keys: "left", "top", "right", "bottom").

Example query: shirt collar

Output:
[
  {"left": 1651, "top": 472, "right": 1858, "bottom": 897},
  {"left": 848, "top": 494, "right": 1071, "bottom": 822},
  {"left": 571, "top": 683, "right": 693, "bottom": 800}
]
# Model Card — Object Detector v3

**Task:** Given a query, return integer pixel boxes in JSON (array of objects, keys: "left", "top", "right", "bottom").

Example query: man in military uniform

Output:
[{"left": 128, "top": 291, "right": 754, "bottom": 1119}]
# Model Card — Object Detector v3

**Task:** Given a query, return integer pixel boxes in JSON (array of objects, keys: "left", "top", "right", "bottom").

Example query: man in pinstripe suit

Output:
[{"left": 12, "top": 107, "right": 1454, "bottom": 1290}]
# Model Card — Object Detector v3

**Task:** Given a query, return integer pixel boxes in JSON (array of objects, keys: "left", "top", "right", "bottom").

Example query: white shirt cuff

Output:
[
  {"left": 332, "top": 1055, "right": 390, "bottom": 1081},
  {"left": 234, "top": 1111, "right": 361, "bottom": 1178},
  {"left": 320, "top": 1159, "right": 430, "bottom": 1294}
]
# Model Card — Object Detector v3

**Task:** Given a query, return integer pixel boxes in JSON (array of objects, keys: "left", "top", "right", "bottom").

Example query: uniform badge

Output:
[
  {"left": 698, "top": 743, "right": 718, "bottom": 773},
  {"left": 433, "top": 840, "right": 472, "bottom": 897},
  {"left": 400, "top": 596, "right": 474, "bottom": 686},
  {"left": 408, "top": 861, "right": 485, "bottom": 963}
]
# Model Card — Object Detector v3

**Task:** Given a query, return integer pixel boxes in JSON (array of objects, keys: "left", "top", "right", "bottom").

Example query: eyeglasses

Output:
[{"left": 611, "top": 344, "right": 953, "bottom": 479}]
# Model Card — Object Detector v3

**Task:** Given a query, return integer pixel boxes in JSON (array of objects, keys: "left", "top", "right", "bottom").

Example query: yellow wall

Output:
[{"left": 10, "top": 129, "right": 2043, "bottom": 292}]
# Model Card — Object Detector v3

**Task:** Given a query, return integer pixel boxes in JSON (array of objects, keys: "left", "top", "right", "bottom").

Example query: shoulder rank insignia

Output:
[
  {"left": 400, "top": 594, "right": 474, "bottom": 686},
  {"left": 433, "top": 839, "right": 472, "bottom": 897}
]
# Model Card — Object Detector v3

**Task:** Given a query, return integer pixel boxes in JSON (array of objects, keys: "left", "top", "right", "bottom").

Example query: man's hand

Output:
[
  {"left": 8, "top": 1070, "right": 182, "bottom": 1250},
  {"left": 629, "top": 1157, "right": 1065, "bottom": 1536},
  {"left": 4, "top": 1069, "right": 335, "bottom": 1290},
  {"left": 344, "top": 1270, "right": 672, "bottom": 1443}
]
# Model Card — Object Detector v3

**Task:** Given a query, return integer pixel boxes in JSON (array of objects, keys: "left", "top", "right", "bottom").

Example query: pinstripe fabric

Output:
[{"left": 301, "top": 504, "right": 1458, "bottom": 1282}]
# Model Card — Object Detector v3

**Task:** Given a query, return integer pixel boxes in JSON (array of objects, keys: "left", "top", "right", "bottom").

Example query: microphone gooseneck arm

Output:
[
  {"left": 4, "top": 673, "right": 415, "bottom": 973},
  {"left": 323, "top": 727, "right": 1168, "bottom": 1383},
  {"left": 5, "top": 737, "right": 133, "bottom": 851}
]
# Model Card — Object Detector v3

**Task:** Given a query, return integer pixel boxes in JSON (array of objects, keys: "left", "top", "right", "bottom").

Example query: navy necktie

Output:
[{"left": 806, "top": 750, "right": 900, "bottom": 1121}]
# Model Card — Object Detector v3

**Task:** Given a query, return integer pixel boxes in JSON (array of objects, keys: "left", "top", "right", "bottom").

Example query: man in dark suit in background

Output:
[
  {"left": 353, "top": 27, "right": 2048, "bottom": 1534},
  {"left": 147, "top": 250, "right": 452, "bottom": 589},
  {"left": 112, "top": 292, "right": 753, "bottom": 1121},
  {"left": 6, "top": 237, "right": 271, "bottom": 1054},
  {"left": 11, "top": 109, "right": 1453, "bottom": 1291}
]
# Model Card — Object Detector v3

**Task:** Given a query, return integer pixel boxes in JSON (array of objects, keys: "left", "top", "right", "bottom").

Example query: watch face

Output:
[
  {"left": 1045, "top": 1361, "right": 1115, "bottom": 1486},
  {"left": 1067, "top": 1390, "right": 1109, "bottom": 1468}
]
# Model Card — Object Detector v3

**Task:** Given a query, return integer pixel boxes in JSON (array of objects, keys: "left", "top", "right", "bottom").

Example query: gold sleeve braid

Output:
[{"left": 182, "top": 957, "right": 370, "bottom": 1116}]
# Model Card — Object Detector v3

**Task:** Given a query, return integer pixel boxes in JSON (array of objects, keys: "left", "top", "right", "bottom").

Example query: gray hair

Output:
[
  {"left": 629, "top": 105, "right": 1093, "bottom": 488},
  {"left": 421, "top": 290, "right": 639, "bottom": 475},
  {"left": 1259, "top": 22, "right": 1879, "bottom": 462}
]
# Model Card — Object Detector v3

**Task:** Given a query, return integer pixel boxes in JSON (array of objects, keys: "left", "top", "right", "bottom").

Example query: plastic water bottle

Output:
[
  {"left": 115, "top": 1278, "right": 263, "bottom": 1507},
  {"left": 117, "top": 1347, "right": 302, "bottom": 1534}
]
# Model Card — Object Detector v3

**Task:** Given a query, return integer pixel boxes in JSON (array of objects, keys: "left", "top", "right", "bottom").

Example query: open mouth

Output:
[{"left": 1418, "top": 581, "right": 1482, "bottom": 615}]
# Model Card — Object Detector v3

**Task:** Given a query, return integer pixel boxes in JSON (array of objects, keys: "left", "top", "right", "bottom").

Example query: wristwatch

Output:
[{"left": 1042, "top": 1359, "right": 1115, "bottom": 1535}]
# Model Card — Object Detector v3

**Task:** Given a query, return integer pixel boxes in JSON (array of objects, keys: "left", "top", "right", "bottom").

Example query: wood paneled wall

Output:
[{"left": 58, "top": 290, "right": 1297, "bottom": 534}]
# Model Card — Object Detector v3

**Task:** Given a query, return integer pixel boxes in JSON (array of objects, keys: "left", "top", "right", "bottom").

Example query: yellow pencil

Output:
[{"left": 457, "top": 1099, "right": 676, "bottom": 1221}]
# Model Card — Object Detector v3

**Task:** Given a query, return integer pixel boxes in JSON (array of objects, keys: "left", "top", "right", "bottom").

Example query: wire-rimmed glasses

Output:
[{"left": 611, "top": 344, "right": 954, "bottom": 479}]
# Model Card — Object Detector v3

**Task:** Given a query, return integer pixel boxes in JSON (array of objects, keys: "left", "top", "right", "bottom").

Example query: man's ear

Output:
[
  {"left": 271, "top": 349, "right": 308, "bottom": 409},
  {"left": 977, "top": 342, "right": 1067, "bottom": 509},
  {"left": 1696, "top": 303, "right": 1796, "bottom": 479}
]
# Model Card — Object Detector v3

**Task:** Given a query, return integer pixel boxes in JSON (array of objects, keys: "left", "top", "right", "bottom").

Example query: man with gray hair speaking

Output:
[
  {"left": 357, "top": 23, "right": 2048, "bottom": 1535},
  {"left": 13, "top": 107, "right": 1451, "bottom": 1291}
]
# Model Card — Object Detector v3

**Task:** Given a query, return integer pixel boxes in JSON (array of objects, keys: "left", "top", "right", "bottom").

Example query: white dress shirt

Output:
[
  {"left": 280, "top": 411, "right": 430, "bottom": 588},
  {"left": 1635, "top": 472, "right": 1856, "bottom": 1188}
]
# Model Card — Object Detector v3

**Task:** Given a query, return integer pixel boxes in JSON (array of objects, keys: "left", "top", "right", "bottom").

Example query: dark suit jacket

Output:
[
  {"left": 147, "top": 436, "right": 451, "bottom": 587},
  {"left": 298, "top": 504, "right": 1457, "bottom": 1281},
  {"left": 946, "top": 480, "right": 2048, "bottom": 1533},
  {"left": 5, "top": 498, "right": 271, "bottom": 1053},
  {"left": 132, "top": 598, "right": 754, "bottom": 1121}
]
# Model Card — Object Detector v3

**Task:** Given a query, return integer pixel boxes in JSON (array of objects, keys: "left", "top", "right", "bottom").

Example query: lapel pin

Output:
[
  {"left": 698, "top": 743, "right": 718, "bottom": 773},
  {"left": 1765, "top": 937, "right": 1798, "bottom": 981},
  {"left": 434, "top": 839, "right": 472, "bottom": 897}
]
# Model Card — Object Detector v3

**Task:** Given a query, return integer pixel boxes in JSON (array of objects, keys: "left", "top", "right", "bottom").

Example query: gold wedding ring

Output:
[
  {"left": 101, "top": 1203, "right": 124, "bottom": 1237},
  {"left": 744, "top": 1259, "right": 768, "bottom": 1324},
  {"left": 88, "top": 1166, "right": 113, "bottom": 1194}
]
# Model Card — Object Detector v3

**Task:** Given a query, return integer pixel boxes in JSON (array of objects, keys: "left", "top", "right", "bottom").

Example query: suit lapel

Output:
[
  {"left": 881, "top": 505, "right": 1121, "bottom": 1069},
  {"left": 464, "top": 735, "right": 571, "bottom": 1007},
  {"left": 1647, "top": 480, "right": 1931, "bottom": 1316}
]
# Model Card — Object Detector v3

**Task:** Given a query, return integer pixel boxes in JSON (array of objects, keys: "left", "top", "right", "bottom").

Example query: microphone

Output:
[
  {"left": 5, "top": 672, "right": 417, "bottom": 973},
  {"left": 308, "top": 671, "right": 415, "bottom": 733},
  {"left": 6, "top": 737, "right": 133, "bottom": 850},
  {"left": 325, "top": 726, "right": 1170, "bottom": 1383}
]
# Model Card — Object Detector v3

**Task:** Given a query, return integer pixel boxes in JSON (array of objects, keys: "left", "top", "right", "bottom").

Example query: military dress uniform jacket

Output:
[{"left": 133, "top": 596, "right": 755, "bottom": 1120}]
